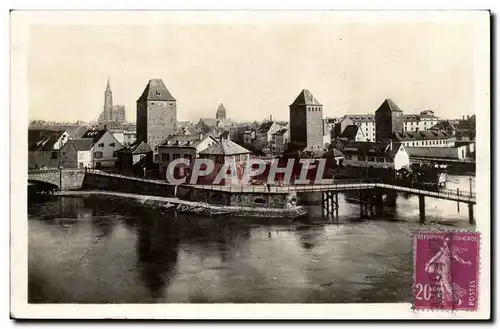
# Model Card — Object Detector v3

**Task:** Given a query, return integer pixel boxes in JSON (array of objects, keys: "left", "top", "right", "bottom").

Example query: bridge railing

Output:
[
  {"left": 85, "top": 168, "right": 170, "bottom": 185},
  {"left": 190, "top": 178, "right": 382, "bottom": 193}
]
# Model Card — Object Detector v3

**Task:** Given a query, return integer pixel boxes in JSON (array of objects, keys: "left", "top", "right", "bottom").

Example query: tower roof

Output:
[
  {"left": 137, "top": 79, "right": 176, "bottom": 102},
  {"left": 376, "top": 98, "right": 403, "bottom": 113},
  {"left": 291, "top": 89, "right": 322, "bottom": 106},
  {"left": 217, "top": 103, "right": 226, "bottom": 113},
  {"left": 105, "top": 77, "right": 112, "bottom": 92}
]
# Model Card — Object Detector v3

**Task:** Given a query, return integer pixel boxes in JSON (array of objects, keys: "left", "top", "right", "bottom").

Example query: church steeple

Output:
[
  {"left": 216, "top": 102, "right": 227, "bottom": 120},
  {"left": 104, "top": 77, "right": 113, "bottom": 121}
]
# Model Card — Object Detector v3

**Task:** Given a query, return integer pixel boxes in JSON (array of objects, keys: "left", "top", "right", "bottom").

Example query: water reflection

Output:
[
  {"left": 28, "top": 175, "right": 476, "bottom": 303},
  {"left": 136, "top": 215, "right": 179, "bottom": 298}
]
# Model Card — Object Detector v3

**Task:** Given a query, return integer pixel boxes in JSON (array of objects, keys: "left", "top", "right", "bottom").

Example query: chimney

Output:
[
  {"left": 463, "top": 115, "right": 465, "bottom": 120},
  {"left": 467, "top": 115, "right": 470, "bottom": 120},
  {"left": 389, "top": 140, "right": 393, "bottom": 151},
  {"left": 270, "top": 114, "right": 273, "bottom": 122},
  {"left": 104, "top": 124, "right": 107, "bottom": 131},
  {"left": 199, "top": 132, "right": 203, "bottom": 140}
]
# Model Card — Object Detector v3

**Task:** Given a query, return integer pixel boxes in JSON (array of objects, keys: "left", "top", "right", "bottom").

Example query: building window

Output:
[
  {"left": 215, "top": 155, "right": 224, "bottom": 163},
  {"left": 109, "top": 143, "right": 115, "bottom": 147},
  {"left": 94, "top": 151, "right": 103, "bottom": 159},
  {"left": 367, "top": 156, "right": 375, "bottom": 162},
  {"left": 345, "top": 155, "right": 352, "bottom": 160},
  {"left": 98, "top": 143, "right": 104, "bottom": 147},
  {"left": 386, "top": 158, "right": 394, "bottom": 163},
  {"left": 376, "top": 157, "right": 384, "bottom": 162},
  {"left": 51, "top": 152, "right": 58, "bottom": 160},
  {"left": 173, "top": 154, "right": 180, "bottom": 160},
  {"left": 161, "top": 153, "right": 169, "bottom": 162}
]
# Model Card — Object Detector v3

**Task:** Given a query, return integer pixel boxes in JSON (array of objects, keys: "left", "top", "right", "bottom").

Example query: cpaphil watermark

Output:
[{"left": 163, "top": 157, "right": 334, "bottom": 185}]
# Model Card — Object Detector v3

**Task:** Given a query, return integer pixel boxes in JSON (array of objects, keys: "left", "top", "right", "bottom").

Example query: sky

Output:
[{"left": 26, "top": 12, "right": 483, "bottom": 123}]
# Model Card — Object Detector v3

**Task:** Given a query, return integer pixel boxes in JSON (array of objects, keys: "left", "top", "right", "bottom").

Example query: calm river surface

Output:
[{"left": 28, "top": 175, "right": 475, "bottom": 303}]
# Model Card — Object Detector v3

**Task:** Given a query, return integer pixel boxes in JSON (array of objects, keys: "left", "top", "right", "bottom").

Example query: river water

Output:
[{"left": 28, "top": 175, "right": 475, "bottom": 303}]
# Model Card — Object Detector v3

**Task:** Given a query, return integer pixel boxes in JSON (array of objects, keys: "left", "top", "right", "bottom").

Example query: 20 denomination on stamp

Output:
[{"left": 413, "top": 231, "right": 480, "bottom": 311}]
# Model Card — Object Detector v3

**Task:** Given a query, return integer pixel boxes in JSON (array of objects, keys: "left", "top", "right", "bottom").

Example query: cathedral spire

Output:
[{"left": 104, "top": 77, "right": 113, "bottom": 120}]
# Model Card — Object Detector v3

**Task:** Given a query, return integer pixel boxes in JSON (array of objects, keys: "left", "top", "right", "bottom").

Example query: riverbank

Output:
[{"left": 54, "top": 190, "right": 307, "bottom": 219}]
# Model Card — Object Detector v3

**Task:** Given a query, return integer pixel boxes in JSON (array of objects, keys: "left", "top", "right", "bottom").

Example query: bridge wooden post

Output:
[
  {"left": 359, "top": 189, "right": 363, "bottom": 219},
  {"left": 322, "top": 191, "right": 335, "bottom": 218},
  {"left": 374, "top": 189, "right": 384, "bottom": 217},
  {"left": 419, "top": 195, "right": 425, "bottom": 224},
  {"left": 468, "top": 203, "right": 475, "bottom": 225},
  {"left": 322, "top": 192, "right": 326, "bottom": 217},
  {"left": 335, "top": 192, "right": 339, "bottom": 219}
]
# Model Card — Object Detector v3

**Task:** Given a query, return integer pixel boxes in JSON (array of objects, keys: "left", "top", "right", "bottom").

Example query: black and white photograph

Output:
[{"left": 10, "top": 9, "right": 491, "bottom": 320}]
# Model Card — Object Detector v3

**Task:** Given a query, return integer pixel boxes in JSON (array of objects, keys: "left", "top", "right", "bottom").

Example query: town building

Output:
[
  {"left": 403, "top": 110, "right": 439, "bottom": 132},
  {"left": 406, "top": 143, "right": 473, "bottom": 161},
  {"left": 157, "top": 134, "right": 218, "bottom": 179},
  {"left": 81, "top": 129, "right": 123, "bottom": 168},
  {"left": 28, "top": 129, "right": 71, "bottom": 169},
  {"left": 60, "top": 139, "right": 94, "bottom": 169},
  {"left": 342, "top": 141, "right": 410, "bottom": 170},
  {"left": 123, "top": 130, "right": 137, "bottom": 147},
  {"left": 334, "top": 109, "right": 439, "bottom": 141},
  {"left": 338, "top": 115, "right": 376, "bottom": 141},
  {"left": 197, "top": 117, "right": 233, "bottom": 131},
  {"left": 96, "top": 121, "right": 124, "bottom": 145},
  {"left": 270, "top": 128, "right": 289, "bottom": 153},
  {"left": 198, "top": 140, "right": 251, "bottom": 185},
  {"left": 243, "top": 129, "right": 257, "bottom": 145},
  {"left": 392, "top": 130, "right": 456, "bottom": 148},
  {"left": 289, "top": 89, "right": 329, "bottom": 150},
  {"left": 375, "top": 98, "right": 404, "bottom": 143},
  {"left": 115, "top": 141, "right": 153, "bottom": 176},
  {"left": 136, "top": 79, "right": 177, "bottom": 150},
  {"left": 340, "top": 125, "right": 368, "bottom": 142},
  {"left": 325, "top": 117, "right": 340, "bottom": 135},
  {"left": 454, "top": 115, "right": 476, "bottom": 141},
  {"left": 256, "top": 121, "right": 283, "bottom": 150}
]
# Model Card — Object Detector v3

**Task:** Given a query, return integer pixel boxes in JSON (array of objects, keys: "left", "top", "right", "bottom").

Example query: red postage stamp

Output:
[{"left": 413, "top": 231, "right": 480, "bottom": 311}]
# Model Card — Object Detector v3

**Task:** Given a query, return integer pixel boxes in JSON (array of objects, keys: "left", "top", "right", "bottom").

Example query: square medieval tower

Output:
[
  {"left": 136, "top": 79, "right": 177, "bottom": 149},
  {"left": 289, "top": 89, "right": 324, "bottom": 150},
  {"left": 375, "top": 98, "right": 404, "bottom": 142}
]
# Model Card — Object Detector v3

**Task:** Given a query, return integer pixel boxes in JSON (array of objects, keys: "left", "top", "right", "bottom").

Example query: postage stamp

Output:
[{"left": 413, "top": 231, "right": 480, "bottom": 311}]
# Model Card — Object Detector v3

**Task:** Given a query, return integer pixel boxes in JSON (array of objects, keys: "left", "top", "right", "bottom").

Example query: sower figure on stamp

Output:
[{"left": 424, "top": 236, "right": 471, "bottom": 308}]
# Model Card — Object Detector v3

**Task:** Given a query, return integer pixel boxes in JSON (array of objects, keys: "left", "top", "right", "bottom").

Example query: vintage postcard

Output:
[{"left": 10, "top": 10, "right": 490, "bottom": 319}]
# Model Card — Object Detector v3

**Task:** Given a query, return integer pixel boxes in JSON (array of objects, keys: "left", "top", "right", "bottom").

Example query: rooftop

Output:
[
  {"left": 158, "top": 134, "right": 215, "bottom": 148},
  {"left": 406, "top": 147, "right": 460, "bottom": 159},
  {"left": 272, "top": 128, "right": 288, "bottom": 136},
  {"left": 28, "top": 129, "right": 69, "bottom": 151},
  {"left": 393, "top": 130, "right": 453, "bottom": 141},
  {"left": 81, "top": 129, "right": 108, "bottom": 143},
  {"left": 116, "top": 141, "right": 152, "bottom": 154},
  {"left": 290, "top": 89, "right": 322, "bottom": 106},
  {"left": 258, "top": 121, "right": 275, "bottom": 133},
  {"left": 376, "top": 98, "right": 403, "bottom": 113},
  {"left": 63, "top": 138, "right": 94, "bottom": 151},
  {"left": 341, "top": 125, "right": 361, "bottom": 139},
  {"left": 343, "top": 141, "right": 404, "bottom": 158},
  {"left": 137, "top": 79, "right": 176, "bottom": 102},
  {"left": 199, "top": 140, "right": 251, "bottom": 156}
]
